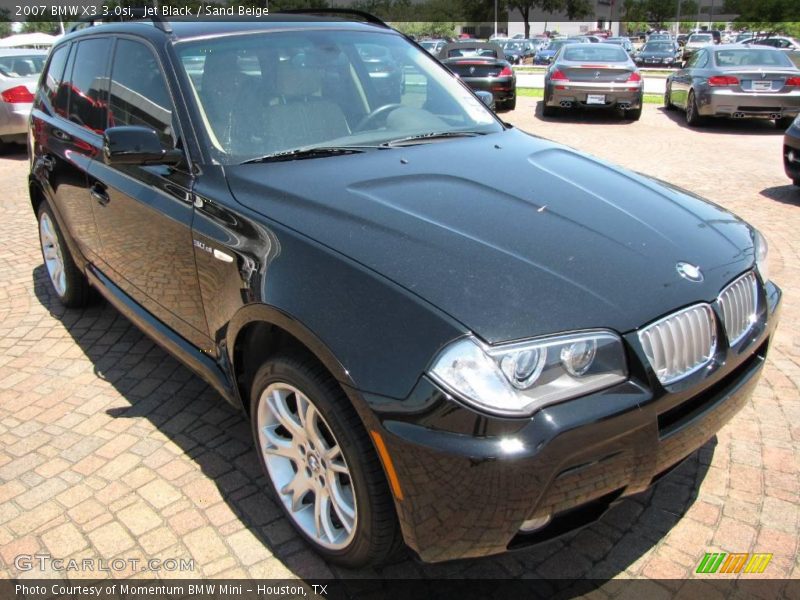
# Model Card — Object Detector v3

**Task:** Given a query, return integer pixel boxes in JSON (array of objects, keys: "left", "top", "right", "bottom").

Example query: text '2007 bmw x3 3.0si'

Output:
[{"left": 28, "top": 12, "right": 780, "bottom": 567}]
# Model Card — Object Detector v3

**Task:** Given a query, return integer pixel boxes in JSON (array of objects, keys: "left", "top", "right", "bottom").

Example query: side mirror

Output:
[
  {"left": 475, "top": 90, "right": 495, "bottom": 110},
  {"left": 103, "top": 126, "right": 183, "bottom": 166}
]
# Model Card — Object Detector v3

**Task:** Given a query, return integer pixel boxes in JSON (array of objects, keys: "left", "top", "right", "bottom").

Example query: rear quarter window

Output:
[{"left": 41, "top": 44, "right": 70, "bottom": 117}]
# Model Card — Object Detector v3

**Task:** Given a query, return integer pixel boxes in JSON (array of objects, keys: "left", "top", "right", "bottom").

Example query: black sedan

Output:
[
  {"left": 785, "top": 114, "right": 800, "bottom": 185},
  {"left": 439, "top": 41, "right": 516, "bottom": 110},
  {"left": 502, "top": 40, "right": 536, "bottom": 65},
  {"left": 635, "top": 41, "right": 682, "bottom": 67}
]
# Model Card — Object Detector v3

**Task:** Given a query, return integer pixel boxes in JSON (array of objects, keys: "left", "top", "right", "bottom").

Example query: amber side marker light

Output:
[{"left": 370, "top": 430, "right": 404, "bottom": 501}]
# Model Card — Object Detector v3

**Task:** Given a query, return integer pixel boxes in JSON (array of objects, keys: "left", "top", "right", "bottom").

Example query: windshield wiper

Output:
[
  {"left": 381, "top": 131, "right": 487, "bottom": 147},
  {"left": 240, "top": 146, "right": 370, "bottom": 165}
]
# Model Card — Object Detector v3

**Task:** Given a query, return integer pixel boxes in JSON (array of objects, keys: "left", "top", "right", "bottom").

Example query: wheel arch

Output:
[{"left": 226, "top": 304, "right": 368, "bottom": 421}]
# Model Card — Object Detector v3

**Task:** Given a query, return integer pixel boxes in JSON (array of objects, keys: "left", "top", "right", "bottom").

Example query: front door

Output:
[{"left": 88, "top": 37, "right": 210, "bottom": 350}]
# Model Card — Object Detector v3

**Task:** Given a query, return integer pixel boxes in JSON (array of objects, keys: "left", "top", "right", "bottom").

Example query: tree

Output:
[
  {"left": 0, "top": 8, "right": 11, "bottom": 38},
  {"left": 506, "top": 0, "right": 593, "bottom": 39},
  {"left": 621, "top": 0, "right": 698, "bottom": 29}
]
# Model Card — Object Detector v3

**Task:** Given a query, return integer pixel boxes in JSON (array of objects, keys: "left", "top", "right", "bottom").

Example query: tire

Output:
[
  {"left": 250, "top": 354, "right": 402, "bottom": 567},
  {"left": 505, "top": 96, "right": 517, "bottom": 111},
  {"left": 685, "top": 90, "right": 704, "bottom": 127},
  {"left": 776, "top": 116, "right": 794, "bottom": 130},
  {"left": 37, "top": 201, "right": 90, "bottom": 308},
  {"left": 625, "top": 106, "right": 643, "bottom": 121},
  {"left": 542, "top": 91, "right": 557, "bottom": 117},
  {"left": 664, "top": 84, "right": 675, "bottom": 111}
]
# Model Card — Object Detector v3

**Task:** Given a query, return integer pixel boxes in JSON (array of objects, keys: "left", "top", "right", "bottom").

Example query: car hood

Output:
[{"left": 225, "top": 128, "right": 756, "bottom": 344}]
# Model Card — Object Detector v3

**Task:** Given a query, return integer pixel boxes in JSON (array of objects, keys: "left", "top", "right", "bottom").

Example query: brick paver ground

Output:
[{"left": 0, "top": 101, "right": 797, "bottom": 587}]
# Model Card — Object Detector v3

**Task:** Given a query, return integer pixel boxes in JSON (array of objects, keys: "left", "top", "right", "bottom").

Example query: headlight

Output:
[
  {"left": 664, "top": 57, "right": 673, "bottom": 62},
  {"left": 754, "top": 228, "right": 769, "bottom": 283},
  {"left": 428, "top": 331, "right": 628, "bottom": 417}
]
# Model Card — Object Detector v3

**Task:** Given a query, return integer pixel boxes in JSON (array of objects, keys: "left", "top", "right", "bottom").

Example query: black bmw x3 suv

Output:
[{"left": 29, "top": 13, "right": 780, "bottom": 567}]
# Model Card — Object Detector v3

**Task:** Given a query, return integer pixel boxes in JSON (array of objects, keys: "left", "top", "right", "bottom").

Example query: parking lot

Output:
[{"left": 0, "top": 100, "right": 798, "bottom": 588}]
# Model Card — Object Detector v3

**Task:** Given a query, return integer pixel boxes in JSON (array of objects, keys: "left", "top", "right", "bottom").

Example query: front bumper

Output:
[
  {"left": 698, "top": 88, "right": 800, "bottom": 118},
  {"left": 548, "top": 82, "right": 643, "bottom": 109},
  {"left": 366, "top": 280, "right": 781, "bottom": 563}
]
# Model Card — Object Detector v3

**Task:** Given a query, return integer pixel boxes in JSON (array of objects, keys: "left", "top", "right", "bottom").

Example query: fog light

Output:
[
  {"left": 519, "top": 514, "right": 551, "bottom": 532},
  {"left": 560, "top": 339, "right": 597, "bottom": 376}
]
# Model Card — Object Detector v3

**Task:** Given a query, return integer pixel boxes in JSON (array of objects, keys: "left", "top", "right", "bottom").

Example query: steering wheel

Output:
[{"left": 354, "top": 103, "right": 403, "bottom": 132}]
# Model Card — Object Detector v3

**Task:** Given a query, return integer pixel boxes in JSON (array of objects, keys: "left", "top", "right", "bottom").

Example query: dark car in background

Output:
[
  {"left": 502, "top": 40, "right": 536, "bottom": 65},
  {"left": 30, "top": 11, "right": 781, "bottom": 570},
  {"left": 543, "top": 42, "right": 643, "bottom": 119},
  {"left": 605, "top": 37, "right": 634, "bottom": 54},
  {"left": 535, "top": 38, "right": 569, "bottom": 64},
  {"left": 635, "top": 41, "right": 682, "bottom": 67},
  {"left": 784, "top": 114, "right": 800, "bottom": 184},
  {"left": 665, "top": 45, "right": 800, "bottom": 127},
  {"left": 439, "top": 41, "right": 516, "bottom": 110}
]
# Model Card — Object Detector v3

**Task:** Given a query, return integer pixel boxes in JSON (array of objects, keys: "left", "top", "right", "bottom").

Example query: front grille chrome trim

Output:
[
  {"left": 638, "top": 304, "right": 717, "bottom": 386},
  {"left": 717, "top": 271, "right": 758, "bottom": 347}
]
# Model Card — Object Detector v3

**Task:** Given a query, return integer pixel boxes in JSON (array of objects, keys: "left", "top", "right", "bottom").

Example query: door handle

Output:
[{"left": 90, "top": 183, "right": 110, "bottom": 206}]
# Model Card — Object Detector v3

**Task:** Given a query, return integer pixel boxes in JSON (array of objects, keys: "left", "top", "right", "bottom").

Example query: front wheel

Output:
[
  {"left": 37, "top": 201, "right": 90, "bottom": 308},
  {"left": 250, "top": 355, "right": 402, "bottom": 567}
]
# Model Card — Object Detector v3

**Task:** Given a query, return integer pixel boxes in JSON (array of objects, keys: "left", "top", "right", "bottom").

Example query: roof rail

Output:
[
  {"left": 278, "top": 8, "right": 391, "bottom": 29},
  {"left": 68, "top": 7, "right": 172, "bottom": 34}
]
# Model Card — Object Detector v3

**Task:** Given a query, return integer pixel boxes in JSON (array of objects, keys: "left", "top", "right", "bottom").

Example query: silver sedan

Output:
[
  {"left": 0, "top": 49, "right": 47, "bottom": 146},
  {"left": 665, "top": 44, "right": 800, "bottom": 128},
  {"left": 542, "top": 43, "right": 644, "bottom": 120}
]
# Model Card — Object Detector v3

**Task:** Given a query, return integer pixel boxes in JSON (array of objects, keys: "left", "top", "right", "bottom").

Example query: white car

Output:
[{"left": 0, "top": 49, "right": 47, "bottom": 147}]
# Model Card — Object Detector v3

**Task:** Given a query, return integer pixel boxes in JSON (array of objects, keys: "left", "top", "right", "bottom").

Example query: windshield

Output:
[
  {"left": 714, "top": 48, "right": 794, "bottom": 67},
  {"left": 643, "top": 43, "right": 673, "bottom": 52},
  {"left": 562, "top": 45, "right": 628, "bottom": 62},
  {"left": 689, "top": 34, "right": 712, "bottom": 43},
  {"left": 176, "top": 30, "right": 500, "bottom": 163},
  {"left": 0, "top": 54, "right": 45, "bottom": 78}
]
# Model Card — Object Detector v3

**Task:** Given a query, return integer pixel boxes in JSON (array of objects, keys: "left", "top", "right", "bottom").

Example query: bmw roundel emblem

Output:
[{"left": 676, "top": 262, "right": 703, "bottom": 282}]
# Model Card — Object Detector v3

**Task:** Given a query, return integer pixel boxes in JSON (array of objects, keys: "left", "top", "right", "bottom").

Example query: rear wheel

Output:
[
  {"left": 624, "top": 106, "right": 643, "bottom": 121},
  {"left": 505, "top": 96, "right": 517, "bottom": 111},
  {"left": 250, "top": 354, "right": 402, "bottom": 567},
  {"left": 37, "top": 201, "right": 90, "bottom": 308},
  {"left": 776, "top": 116, "right": 794, "bottom": 130},
  {"left": 664, "top": 84, "right": 675, "bottom": 111},
  {"left": 685, "top": 90, "right": 704, "bottom": 127},
  {"left": 541, "top": 90, "right": 558, "bottom": 117}
]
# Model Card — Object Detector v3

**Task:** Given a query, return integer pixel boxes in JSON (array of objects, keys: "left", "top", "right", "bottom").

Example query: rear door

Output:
[
  {"left": 87, "top": 36, "right": 211, "bottom": 349},
  {"left": 30, "top": 38, "right": 110, "bottom": 264}
]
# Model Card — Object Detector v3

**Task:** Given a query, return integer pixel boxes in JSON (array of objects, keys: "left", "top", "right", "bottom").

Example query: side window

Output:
[
  {"left": 69, "top": 38, "right": 111, "bottom": 133},
  {"left": 108, "top": 39, "right": 176, "bottom": 148},
  {"left": 42, "top": 44, "right": 70, "bottom": 117}
]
